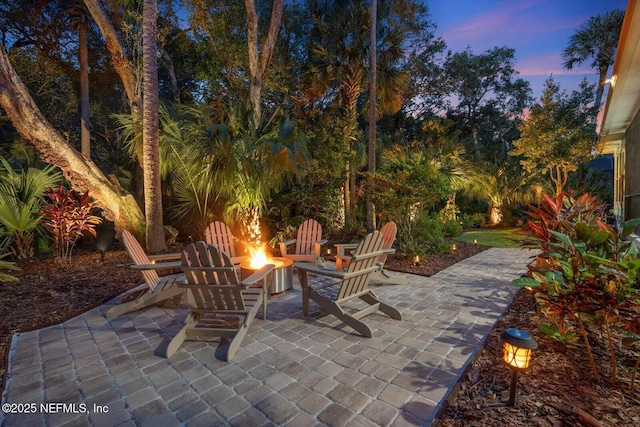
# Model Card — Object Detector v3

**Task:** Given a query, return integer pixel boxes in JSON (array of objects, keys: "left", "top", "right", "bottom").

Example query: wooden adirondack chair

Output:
[
  {"left": 204, "top": 221, "right": 247, "bottom": 266},
  {"left": 335, "top": 221, "right": 397, "bottom": 274},
  {"left": 279, "top": 219, "right": 327, "bottom": 265},
  {"left": 166, "top": 241, "right": 274, "bottom": 361},
  {"left": 296, "top": 230, "right": 402, "bottom": 337},
  {"left": 105, "top": 230, "right": 184, "bottom": 319}
]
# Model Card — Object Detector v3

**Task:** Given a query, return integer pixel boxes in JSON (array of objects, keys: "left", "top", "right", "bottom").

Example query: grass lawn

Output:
[{"left": 454, "top": 227, "right": 527, "bottom": 248}]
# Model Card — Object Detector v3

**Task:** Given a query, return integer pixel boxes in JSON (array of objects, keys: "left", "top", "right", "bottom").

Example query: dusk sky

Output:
[{"left": 426, "top": 0, "right": 628, "bottom": 100}]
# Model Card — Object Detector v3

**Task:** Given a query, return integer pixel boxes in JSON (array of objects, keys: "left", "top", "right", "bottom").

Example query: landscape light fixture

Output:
[
  {"left": 473, "top": 238, "right": 478, "bottom": 246},
  {"left": 413, "top": 255, "right": 420, "bottom": 266},
  {"left": 451, "top": 243, "right": 457, "bottom": 252},
  {"left": 501, "top": 328, "right": 537, "bottom": 406}
]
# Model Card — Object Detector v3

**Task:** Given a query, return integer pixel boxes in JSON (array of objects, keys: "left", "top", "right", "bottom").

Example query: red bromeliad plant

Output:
[{"left": 42, "top": 186, "right": 102, "bottom": 267}]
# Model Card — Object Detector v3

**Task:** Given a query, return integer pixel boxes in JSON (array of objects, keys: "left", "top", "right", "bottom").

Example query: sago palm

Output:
[{"left": 0, "top": 156, "right": 62, "bottom": 258}]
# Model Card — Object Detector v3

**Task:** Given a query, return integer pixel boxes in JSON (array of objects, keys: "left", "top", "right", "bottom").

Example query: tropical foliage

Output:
[
  {"left": 0, "top": 157, "right": 62, "bottom": 258},
  {"left": 42, "top": 186, "right": 102, "bottom": 266},
  {"left": 514, "top": 192, "right": 640, "bottom": 385},
  {"left": 0, "top": 1, "right": 623, "bottom": 258},
  {"left": 511, "top": 78, "right": 598, "bottom": 196}
]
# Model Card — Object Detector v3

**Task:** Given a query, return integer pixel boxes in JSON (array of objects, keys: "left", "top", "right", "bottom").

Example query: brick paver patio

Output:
[{"left": 1, "top": 247, "right": 533, "bottom": 426}]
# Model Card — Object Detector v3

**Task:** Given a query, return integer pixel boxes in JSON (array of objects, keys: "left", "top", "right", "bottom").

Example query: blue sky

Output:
[{"left": 426, "top": 0, "right": 628, "bottom": 100}]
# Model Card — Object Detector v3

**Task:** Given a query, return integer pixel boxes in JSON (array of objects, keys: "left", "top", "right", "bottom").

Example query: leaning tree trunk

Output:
[{"left": 0, "top": 43, "right": 145, "bottom": 236}]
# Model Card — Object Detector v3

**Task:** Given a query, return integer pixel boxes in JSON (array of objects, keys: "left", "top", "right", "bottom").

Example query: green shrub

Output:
[
  {"left": 442, "top": 219, "right": 463, "bottom": 237},
  {"left": 413, "top": 215, "right": 451, "bottom": 254},
  {"left": 461, "top": 212, "right": 486, "bottom": 228}
]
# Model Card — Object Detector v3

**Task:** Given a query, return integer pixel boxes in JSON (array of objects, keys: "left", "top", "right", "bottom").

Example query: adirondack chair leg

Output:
[
  {"left": 166, "top": 314, "right": 198, "bottom": 358},
  {"left": 226, "top": 322, "right": 249, "bottom": 361},
  {"left": 226, "top": 298, "right": 261, "bottom": 361},
  {"left": 105, "top": 286, "right": 184, "bottom": 319},
  {"left": 307, "top": 289, "right": 374, "bottom": 337},
  {"left": 360, "top": 292, "right": 402, "bottom": 320},
  {"left": 339, "top": 314, "right": 374, "bottom": 338},
  {"left": 297, "top": 269, "right": 311, "bottom": 316},
  {"left": 370, "top": 269, "right": 409, "bottom": 285}
]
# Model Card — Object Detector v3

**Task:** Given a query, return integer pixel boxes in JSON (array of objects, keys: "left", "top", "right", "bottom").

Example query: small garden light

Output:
[
  {"left": 413, "top": 255, "right": 420, "bottom": 266},
  {"left": 473, "top": 238, "right": 478, "bottom": 245},
  {"left": 451, "top": 243, "right": 457, "bottom": 252},
  {"left": 501, "top": 328, "right": 537, "bottom": 406}
]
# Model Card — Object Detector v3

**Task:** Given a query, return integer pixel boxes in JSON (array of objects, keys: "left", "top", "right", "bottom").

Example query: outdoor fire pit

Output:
[{"left": 240, "top": 257, "right": 293, "bottom": 294}]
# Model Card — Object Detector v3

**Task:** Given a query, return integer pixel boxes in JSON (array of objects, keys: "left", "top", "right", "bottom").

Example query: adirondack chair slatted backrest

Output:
[
  {"left": 205, "top": 221, "right": 238, "bottom": 259},
  {"left": 378, "top": 221, "right": 397, "bottom": 266},
  {"left": 181, "top": 242, "right": 246, "bottom": 312},
  {"left": 338, "top": 231, "right": 385, "bottom": 301},
  {"left": 296, "top": 219, "right": 322, "bottom": 256},
  {"left": 121, "top": 230, "right": 162, "bottom": 291}
]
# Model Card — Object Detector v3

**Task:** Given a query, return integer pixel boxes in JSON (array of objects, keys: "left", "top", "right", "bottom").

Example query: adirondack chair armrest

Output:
[
  {"left": 349, "top": 250, "right": 391, "bottom": 264},
  {"left": 147, "top": 252, "right": 182, "bottom": 262},
  {"left": 335, "top": 254, "right": 351, "bottom": 263},
  {"left": 130, "top": 260, "right": 182, "bottom": 270},
  {"left": 279, "top": 239, "right": 297, "bottom": 255},
  {"left": 230, "top": 255, "right": 249, "bottom": 265},
  {"left": 334, "top": 243, "right": 359, "bottom": 256},
  {"left": 295, "top": 262, "right": 347, "bottom": 279},
  {"left": 313, "top": 239, "right": 328, "bottom": 256},
  {"left": 241, "top": 264, "right": 275, "bottom": 287}
]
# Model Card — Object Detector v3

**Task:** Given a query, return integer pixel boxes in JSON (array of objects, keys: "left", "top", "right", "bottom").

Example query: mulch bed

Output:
[{"left": 2, "top": 240, "right": 639, "bottom": 426}]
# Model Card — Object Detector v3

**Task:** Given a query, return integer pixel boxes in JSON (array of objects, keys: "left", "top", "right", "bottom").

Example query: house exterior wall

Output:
[
  {"left": 625, "top": 110, "right": 640, "bottom": 221},
  {"left": 614, "top": 146, "right": 625, "bottom": 225}
]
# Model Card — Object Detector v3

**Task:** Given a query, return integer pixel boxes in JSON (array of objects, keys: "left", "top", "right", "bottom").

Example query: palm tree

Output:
[
  {"left": 562, "top": 9, "right": 624, "bottom": 112},
  {"left": 142, "top": 0, "right": 165, "bottom": 251},
  {"left": 306, "top": 0, "right": 408, "bottom": 224},
  {"left": 117, "top": 103, "right": 308, "bottom": 241},
  {"left": 464, "top": 156, "right": 538, "bottom": 225},
  {"left": 0, "top": 157, "right": 63, "bottom": 259},
  {"left": 207, "top": 106, "right": 307, "bottom": 244},
  {"left": 366, "top": 0, "right": 377, "bottom": 233}
]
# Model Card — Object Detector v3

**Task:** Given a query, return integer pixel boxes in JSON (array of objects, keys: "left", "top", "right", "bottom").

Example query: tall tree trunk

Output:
[
  {"left": 0, "top": 43, "right": 145, "bottom": 235},
  {"left": 79, "top": 17, "right": 90, "bottom": 159},
  {"left": 244, "top": 0, "right": 284, "bottom": 127},
  {"left": 344, "top": 162, "right": 351, "bottom": 224},
  {"left": 471, "top": 116, "right": 480, "bottom": 159},
  {"left": 342, "top": 75, "right": 360, "bottom": 224},
  {"left": 366, "top": 0, "right": 377, "bottom": 233},
  {"left": 142, "top": 0, "right": 165, "bottom": 252},
  {"left": 595, "top": 63, "right": 608, "bottom": 113},
  {"left": 159, "top": 46, "right": 180, "bottom": 103}
]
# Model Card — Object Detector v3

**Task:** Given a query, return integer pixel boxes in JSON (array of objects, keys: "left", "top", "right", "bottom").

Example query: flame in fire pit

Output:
[
  {"left": 246, "top": 242, "right": 284, "bottom": 269},
  {"left": 248, "top": 242, "right": 272, "bottom": 269}
]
